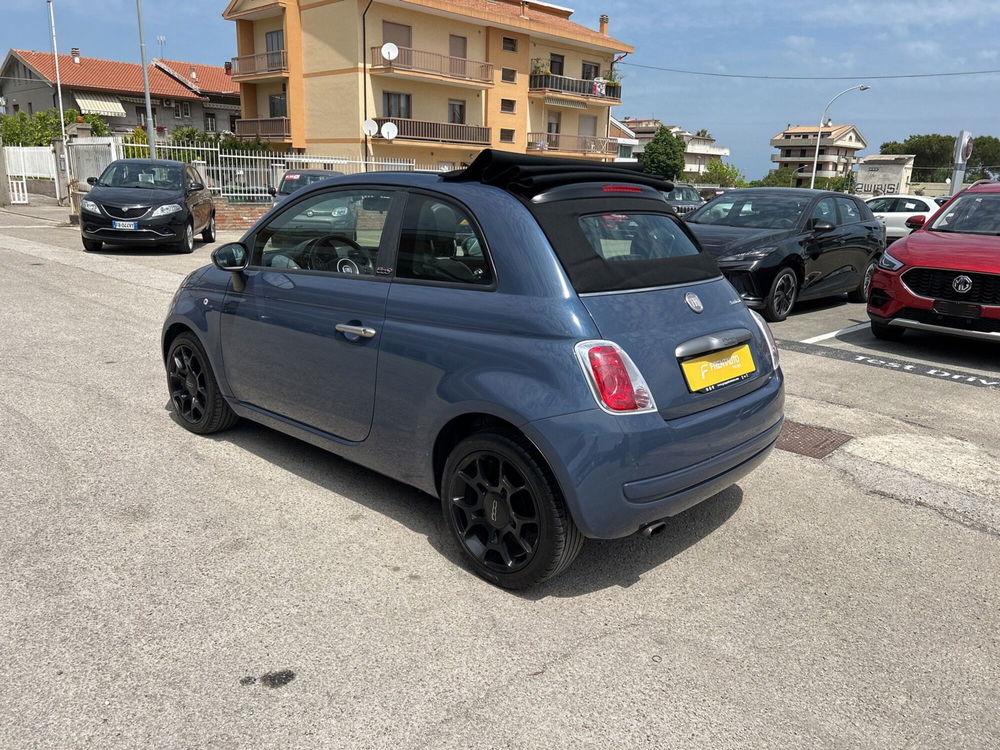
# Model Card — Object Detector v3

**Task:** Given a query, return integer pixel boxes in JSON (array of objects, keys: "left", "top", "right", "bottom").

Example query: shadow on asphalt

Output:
[
  {"left": 787, "top": 294, "right": 852, "bottom": 317},
  {"left": 835, "top": 327, "right": 1000, "bottom": 373},
  {"left": 183, "top": 412, "right": 743, "bottom": 597}
]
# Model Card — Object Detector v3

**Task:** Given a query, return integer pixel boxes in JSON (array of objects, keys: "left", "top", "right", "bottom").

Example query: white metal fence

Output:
[
  {"left": 3, "top": 146, "right": 58, "bottom": 180},
  {"left": 66, "top": 137, "right": 442, "bottom": 201}
]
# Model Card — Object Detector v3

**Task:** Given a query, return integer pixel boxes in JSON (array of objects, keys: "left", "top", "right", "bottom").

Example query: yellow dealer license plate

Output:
[{"left": 681, "top": 344, "right": 756, "bottom": 394}]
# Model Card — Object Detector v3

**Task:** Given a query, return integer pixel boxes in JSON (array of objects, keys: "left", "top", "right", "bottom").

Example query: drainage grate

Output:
[{"left": 777, "top": 420, "right": 852, "bottom": 459}]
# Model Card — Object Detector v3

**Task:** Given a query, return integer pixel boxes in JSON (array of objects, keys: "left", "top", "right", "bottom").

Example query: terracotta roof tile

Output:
[
  {"left": 14, "top": 49, "right": 205, "bottom": 100},
  {"left": 155, "top": 59, "right": 239, "bottom": 95}
]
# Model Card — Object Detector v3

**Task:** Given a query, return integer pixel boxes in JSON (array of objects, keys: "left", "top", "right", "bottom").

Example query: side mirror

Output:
[
  {"left": 188, "top": 182, "right": 205, "bottom": 192},
  {"left": 267, "top": 186, "right": 277, "bottom": 196},
  {"left": 212, "top": 242, "right": 248, "bottom": 271},
  {"left": 86, "top": 176, "right": 98, "bottom": 186},
  {"left": 904, "top": 214, "right": 926, "bottom": 230},
  {"left": 811, "top": 220, "right": 835, "bottom": 233}
]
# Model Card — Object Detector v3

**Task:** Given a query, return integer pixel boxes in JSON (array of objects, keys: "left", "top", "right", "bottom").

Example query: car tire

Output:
[
  {"left": 166, "top": 332, "right": 239, "bottom": 435},
  {"left": 871, "top": 321, "right": 905, "bottom": 341},
  {"left": 441, "top": 432, "right": 584, "bottom": 589},
  {"left": 175, "top": 221, "right": 195, "bottom": 254},
  {"left": 201, "top": 213, "right": 217, "bottom": 243},
  {"left": 763, "top": 267, "right": 798, "bottom": 322},
  {"left": 848, "top": 259, "right": 876, "bottom": 303},
  {"left": 82, "top": 238, "right": 103, "bottom": 252}
]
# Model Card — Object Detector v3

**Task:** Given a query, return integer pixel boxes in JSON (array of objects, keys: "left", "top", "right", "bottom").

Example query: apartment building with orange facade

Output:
[{"left": 222, "top": 0, "right": 632, "bottom": 167}]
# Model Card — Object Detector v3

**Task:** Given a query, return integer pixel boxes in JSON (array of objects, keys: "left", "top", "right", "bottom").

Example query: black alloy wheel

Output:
[
  {"left": 764, "top": 267, "right": 799, "bottom": 322},
  {"left": 202, "top": 213, "right": 217, "bottom": 243},
  {"left": 849, "top": 259, "right": 876, "bottom": 303},
  {"left": 176, "top": 221, "right": 195, "bottom": 254},
  {"left": 442, "top": 433, "right": 583, "bottom": 589},
  {"left": 166, "top": 333, "right": 238, "bottom": 434}
]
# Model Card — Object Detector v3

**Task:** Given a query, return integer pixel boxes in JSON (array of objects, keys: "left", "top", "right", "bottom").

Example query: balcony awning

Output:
[
  {"left": 543, "top": 96, "right": 587, "bottom": 110},
  {"left": 73, "top": 92, "right": 126, "bottom": 118}
]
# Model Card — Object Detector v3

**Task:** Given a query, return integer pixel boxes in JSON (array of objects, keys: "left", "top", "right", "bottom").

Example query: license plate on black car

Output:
[
  {"left": 933, "top": 299, "right": 981, "bottom": 319},
  {"left": 112, "top": 220, "right": 138, "bottom": 230}
]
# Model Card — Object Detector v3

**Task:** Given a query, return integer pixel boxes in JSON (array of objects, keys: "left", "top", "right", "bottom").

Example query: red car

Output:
[{"left": 868, "top": 180, "right": 1000, "bottom": 343}]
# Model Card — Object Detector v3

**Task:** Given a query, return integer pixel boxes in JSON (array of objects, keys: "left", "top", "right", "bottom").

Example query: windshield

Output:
[
  {"left": 98, "top": 161, "right": 182, "bottom": 190},
  {"left": 687, "top": 193, "right": 811, "bottom": 229},
  {"left": 279, "top": 172, "right": 338, "bottom": 195},
  {"left": 929, "top": 194, "right": 1000, "bottom": 235},
  {"left": 661, "top": 186, "right": 701, "bottom": 202}
]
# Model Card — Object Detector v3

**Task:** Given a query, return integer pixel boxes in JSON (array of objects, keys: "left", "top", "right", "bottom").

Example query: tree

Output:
[
  {"left": 967, "top": 135, "right": 1000, "bottom": 180},
  {"left": 639, "top": 127, "right": 685, "bottom": 179},
  {"left": 701, "top": 159, "right": 745, "bottom": 187},
  {"left": 881, "top": 134, "right": 955, "bottom": 182},
  {"left": 695, "top": 128, "right": 711, "bottom": 138},
  {"left": 751, "top": 168, "right": 797, "bottom": 187},
  {"left": 0, "top": 108, "right": 109, "bottom": 145}
]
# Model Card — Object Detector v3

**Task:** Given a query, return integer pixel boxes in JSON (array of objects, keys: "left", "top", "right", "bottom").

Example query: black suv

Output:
[
  {"left": 80, "top": 158, "right": 216, "bottom": 254},
  {"left": 660, "top": 183, "right": 704, "bottom": 215}
]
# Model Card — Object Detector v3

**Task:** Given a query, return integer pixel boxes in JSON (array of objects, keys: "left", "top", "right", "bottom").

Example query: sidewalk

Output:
[{"left": 0, "top": 198, "right": 75, "bottom": 226}]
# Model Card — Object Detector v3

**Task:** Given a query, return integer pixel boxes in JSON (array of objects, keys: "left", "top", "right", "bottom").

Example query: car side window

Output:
[
  {"left": 250, "top": 189, "right": 394, "bottom": 276},
  {"left": 808, "top": 197, "right": 838, "bottom": 227},
  {"left": 900, "top": 199, "right": 929, "bottom": 212},
  {"left": 395, "top": 194, "right": 493, "bottom": 286},
  {"left": 834, "top": 197, "right": 861, "bottom": 225},
  {"left": 866, "top": 197, "right": 896, "bottom": 213}
]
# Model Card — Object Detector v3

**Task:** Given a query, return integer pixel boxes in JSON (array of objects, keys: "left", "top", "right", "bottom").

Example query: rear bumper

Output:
[{"left": 524, "top": 370, "right": 784, "bottom": 539}]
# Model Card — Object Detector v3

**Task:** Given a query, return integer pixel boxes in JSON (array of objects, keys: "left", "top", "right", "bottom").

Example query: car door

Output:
[
  {"left": 219, "top": 187, "right": 402, "bottom": 442},
  {"left": 800, "top": 196, "right": 847, "bottom": 297},
  {"left": 832, "top": 196, "right": 875, "bottom": 291},
  {"left": 184, "top": 165, "right": 209, "bottom": 232},
  {"left": 892, "top": 196, "right": 932, "bottom": 236}
]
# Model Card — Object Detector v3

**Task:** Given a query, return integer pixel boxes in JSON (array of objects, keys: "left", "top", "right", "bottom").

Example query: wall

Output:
[
  {"left": 213, "top": 195, "right": 270, "bottom": 230},
  {"left": 367, "top": 3, "right": 488, "bottom": 61},
  {"left": 370, "top": 78, "right": 486, "bottom": 125},
  {"left": 484, "top": 27, "right": 529, "bottom": 153},
  {"left": 527, "top": 40, "right": 614, "bottom": 83}
]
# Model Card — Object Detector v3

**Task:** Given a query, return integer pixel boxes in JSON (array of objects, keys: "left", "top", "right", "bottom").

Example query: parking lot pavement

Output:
[{"left": 2, "top": 212, "right": 999, "bottom": 748}]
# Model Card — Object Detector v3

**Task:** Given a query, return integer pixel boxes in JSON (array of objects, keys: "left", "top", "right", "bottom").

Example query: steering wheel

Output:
[{"left": 300, "top": 235, "right": 370, "bottom": 273}]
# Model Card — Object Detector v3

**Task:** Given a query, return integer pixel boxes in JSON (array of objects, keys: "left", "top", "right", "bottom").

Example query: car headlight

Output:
[
  {"left": 151, "top": 203, "right": 184, "bottom": 217},
  {"left": 81, "top": 199, "right": 101, "bottom": 214},
  {"left": 719, "top": 246, "right": 777, "bottom": 263},
  {"left": 748, "top": 309, "right": 780, "bottom": 371},
  {"left": 878, "top": 249, "right": 904, "bottom": 271}
]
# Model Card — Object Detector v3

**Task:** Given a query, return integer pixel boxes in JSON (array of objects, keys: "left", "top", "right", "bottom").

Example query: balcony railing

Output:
[
  {"left": 231, "top": 50, "right": 288, "bottom": 77},
  {"left": 369, "top": 46, "right": 493, "bottom": 83},
  {"left": 372, "top": 117, "right": 490, "bottom": 145},
  {"left": 235, "top": 117, "right": 291, "bottom": 139},
  {"left": 528, "top": 74, "right": 621, "bottom": 101},
  {"left": 527, "top": 132, "right": 617, "bottom": 155}
]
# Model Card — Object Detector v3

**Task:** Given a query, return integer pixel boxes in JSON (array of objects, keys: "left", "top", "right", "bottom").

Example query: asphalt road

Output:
[{"left": 1, "top": 205, "right": 998, "bottom": 749}]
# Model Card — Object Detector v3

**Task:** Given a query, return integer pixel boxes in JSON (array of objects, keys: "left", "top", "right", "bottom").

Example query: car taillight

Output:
[
  {"left": 748, "top": 310, "right": 780, "bottom": 371},
  {"left": 574, "top": 340, "right": 657, "bottom": 414}
]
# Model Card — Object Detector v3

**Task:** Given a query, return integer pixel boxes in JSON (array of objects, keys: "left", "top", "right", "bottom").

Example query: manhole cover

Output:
[{"left": 777, "top": 420, "right": 852, "bottom": 459}]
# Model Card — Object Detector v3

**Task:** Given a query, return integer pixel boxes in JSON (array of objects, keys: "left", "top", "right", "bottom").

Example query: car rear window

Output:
[{"left": 530, "top": 197, "right": 720, "bottom": 294}]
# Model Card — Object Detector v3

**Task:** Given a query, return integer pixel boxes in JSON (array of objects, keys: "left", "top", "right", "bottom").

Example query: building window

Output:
[
  {"left": 11, "top": 103, "right": 19, "bottom": 113},
  {"left": 174, "top": 103, "right": 181, "bottom": 118},
  {"left": 502, "top": 36, "right": 517, "bottom": 52},
  {"left": 448, "top": 99, "right": 466, "bottom": 124},
  {"left": 383, "top": 92, "right": 411, "bottom": 119},
  {"left": 135, "top": 107, "right": 157, "bottom": 126},
  {"left": 182, "top": 102, "right": 191, "bottom": 118},
  {"left": 581, "top": 61, "right": 600, "bottom": 80},
  {"left": 549, "top": 54, "right": 564, "bottom": 76},
  {"left": 618, "top": 143, "right": 633, "bottom": 159},
  {"left": 27, "top": 102, "right": 33, "bottom": 115},
  {"left": 499, "top": 98, "right": 516, "bottom": 113},
  {"left": 268, "top": 93, "right": 286, "bottom": 118},
  {"left": 229, "top": 114, "right": 239, "bottom": 131},
  {"left": 500, "top": 128, "right": 515, "bottom": 143},
  {"left": 501, "top": 67, "right": 516, "bottom": 83},
  {"left": 382, "top": 21, "right": 411, "bottom": 48},
  {"left": 265, "top": 29, "right": 284, "bottom": 52},
  {"left": 205, "top": 112, "right": 217, "bottom": 132}
]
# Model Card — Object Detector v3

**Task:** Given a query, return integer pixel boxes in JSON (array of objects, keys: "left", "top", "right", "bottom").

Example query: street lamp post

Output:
[
  {"left": 46, "top": 0, "right": 68, "bottom": 203},
  {"left": 790, "top": 164, "right": 811, "bottom": 187},
  {"left": 135, "top": 0, "right": 156, "bottom": 158},
  {"left": 809, "top": 84, "right": 869, "bottom": 190}
]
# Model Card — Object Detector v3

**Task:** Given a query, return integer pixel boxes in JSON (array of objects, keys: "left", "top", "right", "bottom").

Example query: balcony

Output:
[
  {"left": 770, "top": 136, "right": 857, "bottom": 149},
  {"left": 369, "top": 47, "right": 492, "bottom": 85},
  {"left": 231, "top": 51, "right": 288, "bottom": 79},
  {"left": 235, "top": 117, "right": 291, "bottom": 139},
  {"left": 372, "top": 117, "right": 490, "bottom": 145},
  {"left": 528, "top": 74, "right": 621, "bottom": 101},
  {"left": 771, "top": 153, "right": 853, "bottom": 164},
  {"left": 685, "top": 143, "right": 730, "bottom": 157},
  {"left": 527, "top": 132, "right": 617, "bottom": 155}
]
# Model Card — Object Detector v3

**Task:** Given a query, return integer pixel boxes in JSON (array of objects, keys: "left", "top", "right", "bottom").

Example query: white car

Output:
[{"left": 864, "top": 194, "right": 938, "bottom": 241}]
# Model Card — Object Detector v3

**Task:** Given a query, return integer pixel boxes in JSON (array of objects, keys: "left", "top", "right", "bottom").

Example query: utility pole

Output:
[
  {"left": 47, "top": 0, "right": 69, "bottom": 204},
  {"left": 136, "top": 0, "right": 157, "bottom": 157}
]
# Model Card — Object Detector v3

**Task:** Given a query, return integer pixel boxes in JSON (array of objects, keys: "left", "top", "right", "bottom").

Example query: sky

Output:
[{"left": 4, "top": 0, "right": 1000, "bottom": 179}]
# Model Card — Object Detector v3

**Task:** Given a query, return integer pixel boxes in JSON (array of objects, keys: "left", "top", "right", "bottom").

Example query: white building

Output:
[{"left": 620, "top": 118, "right": 731, "bottom": 174}]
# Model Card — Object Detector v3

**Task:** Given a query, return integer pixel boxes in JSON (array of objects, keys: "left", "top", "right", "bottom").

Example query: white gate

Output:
[
  {"left": 4, "top": 147, "right": 29, "bottom": 204},
  {"left": 66, "top": 137, "right": 121, "bottom": 186}
]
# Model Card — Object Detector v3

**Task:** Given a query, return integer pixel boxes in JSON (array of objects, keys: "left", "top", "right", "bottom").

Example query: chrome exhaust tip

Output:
[{"left": 640, "top": 521, "right": 667, "bottom": 538}]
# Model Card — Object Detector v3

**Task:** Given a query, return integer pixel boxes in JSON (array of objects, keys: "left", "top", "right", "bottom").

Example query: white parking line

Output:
[{"left": 800, "top": 322, "right": 870, "bottom": 344}]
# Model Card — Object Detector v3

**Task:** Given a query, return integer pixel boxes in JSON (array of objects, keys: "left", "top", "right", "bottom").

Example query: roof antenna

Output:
[{"left": 156, "top": 35, "right": 166, "bottom": 58}]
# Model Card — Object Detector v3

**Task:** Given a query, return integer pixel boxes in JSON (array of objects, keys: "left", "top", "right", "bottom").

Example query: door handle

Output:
[{"left": 336, "top": 323, "right": 377, "bottom": 338}]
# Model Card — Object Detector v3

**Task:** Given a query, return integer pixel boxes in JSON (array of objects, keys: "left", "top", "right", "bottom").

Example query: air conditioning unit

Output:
[{"left": 162, "top": 99, "right": 174, "bottom": 107}]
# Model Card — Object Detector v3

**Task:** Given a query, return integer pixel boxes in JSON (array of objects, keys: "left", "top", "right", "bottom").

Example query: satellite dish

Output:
[
  {"left": 362, "top": 119, "right": 379, "bottom": 137},
  {"left": 380, "top": 42, "right": 399, "bottom": 62},
  {"left": 380, "top": 121, "right": 398, "bottom": 141}
]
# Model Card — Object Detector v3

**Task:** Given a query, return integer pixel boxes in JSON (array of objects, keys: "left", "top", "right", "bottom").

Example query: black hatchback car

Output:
[
  {"left": 80, "top": 158, "right": 216, "bottom": 254},
  {"left": 684, "top": 188, "right": 884, "bottom": 321}
]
